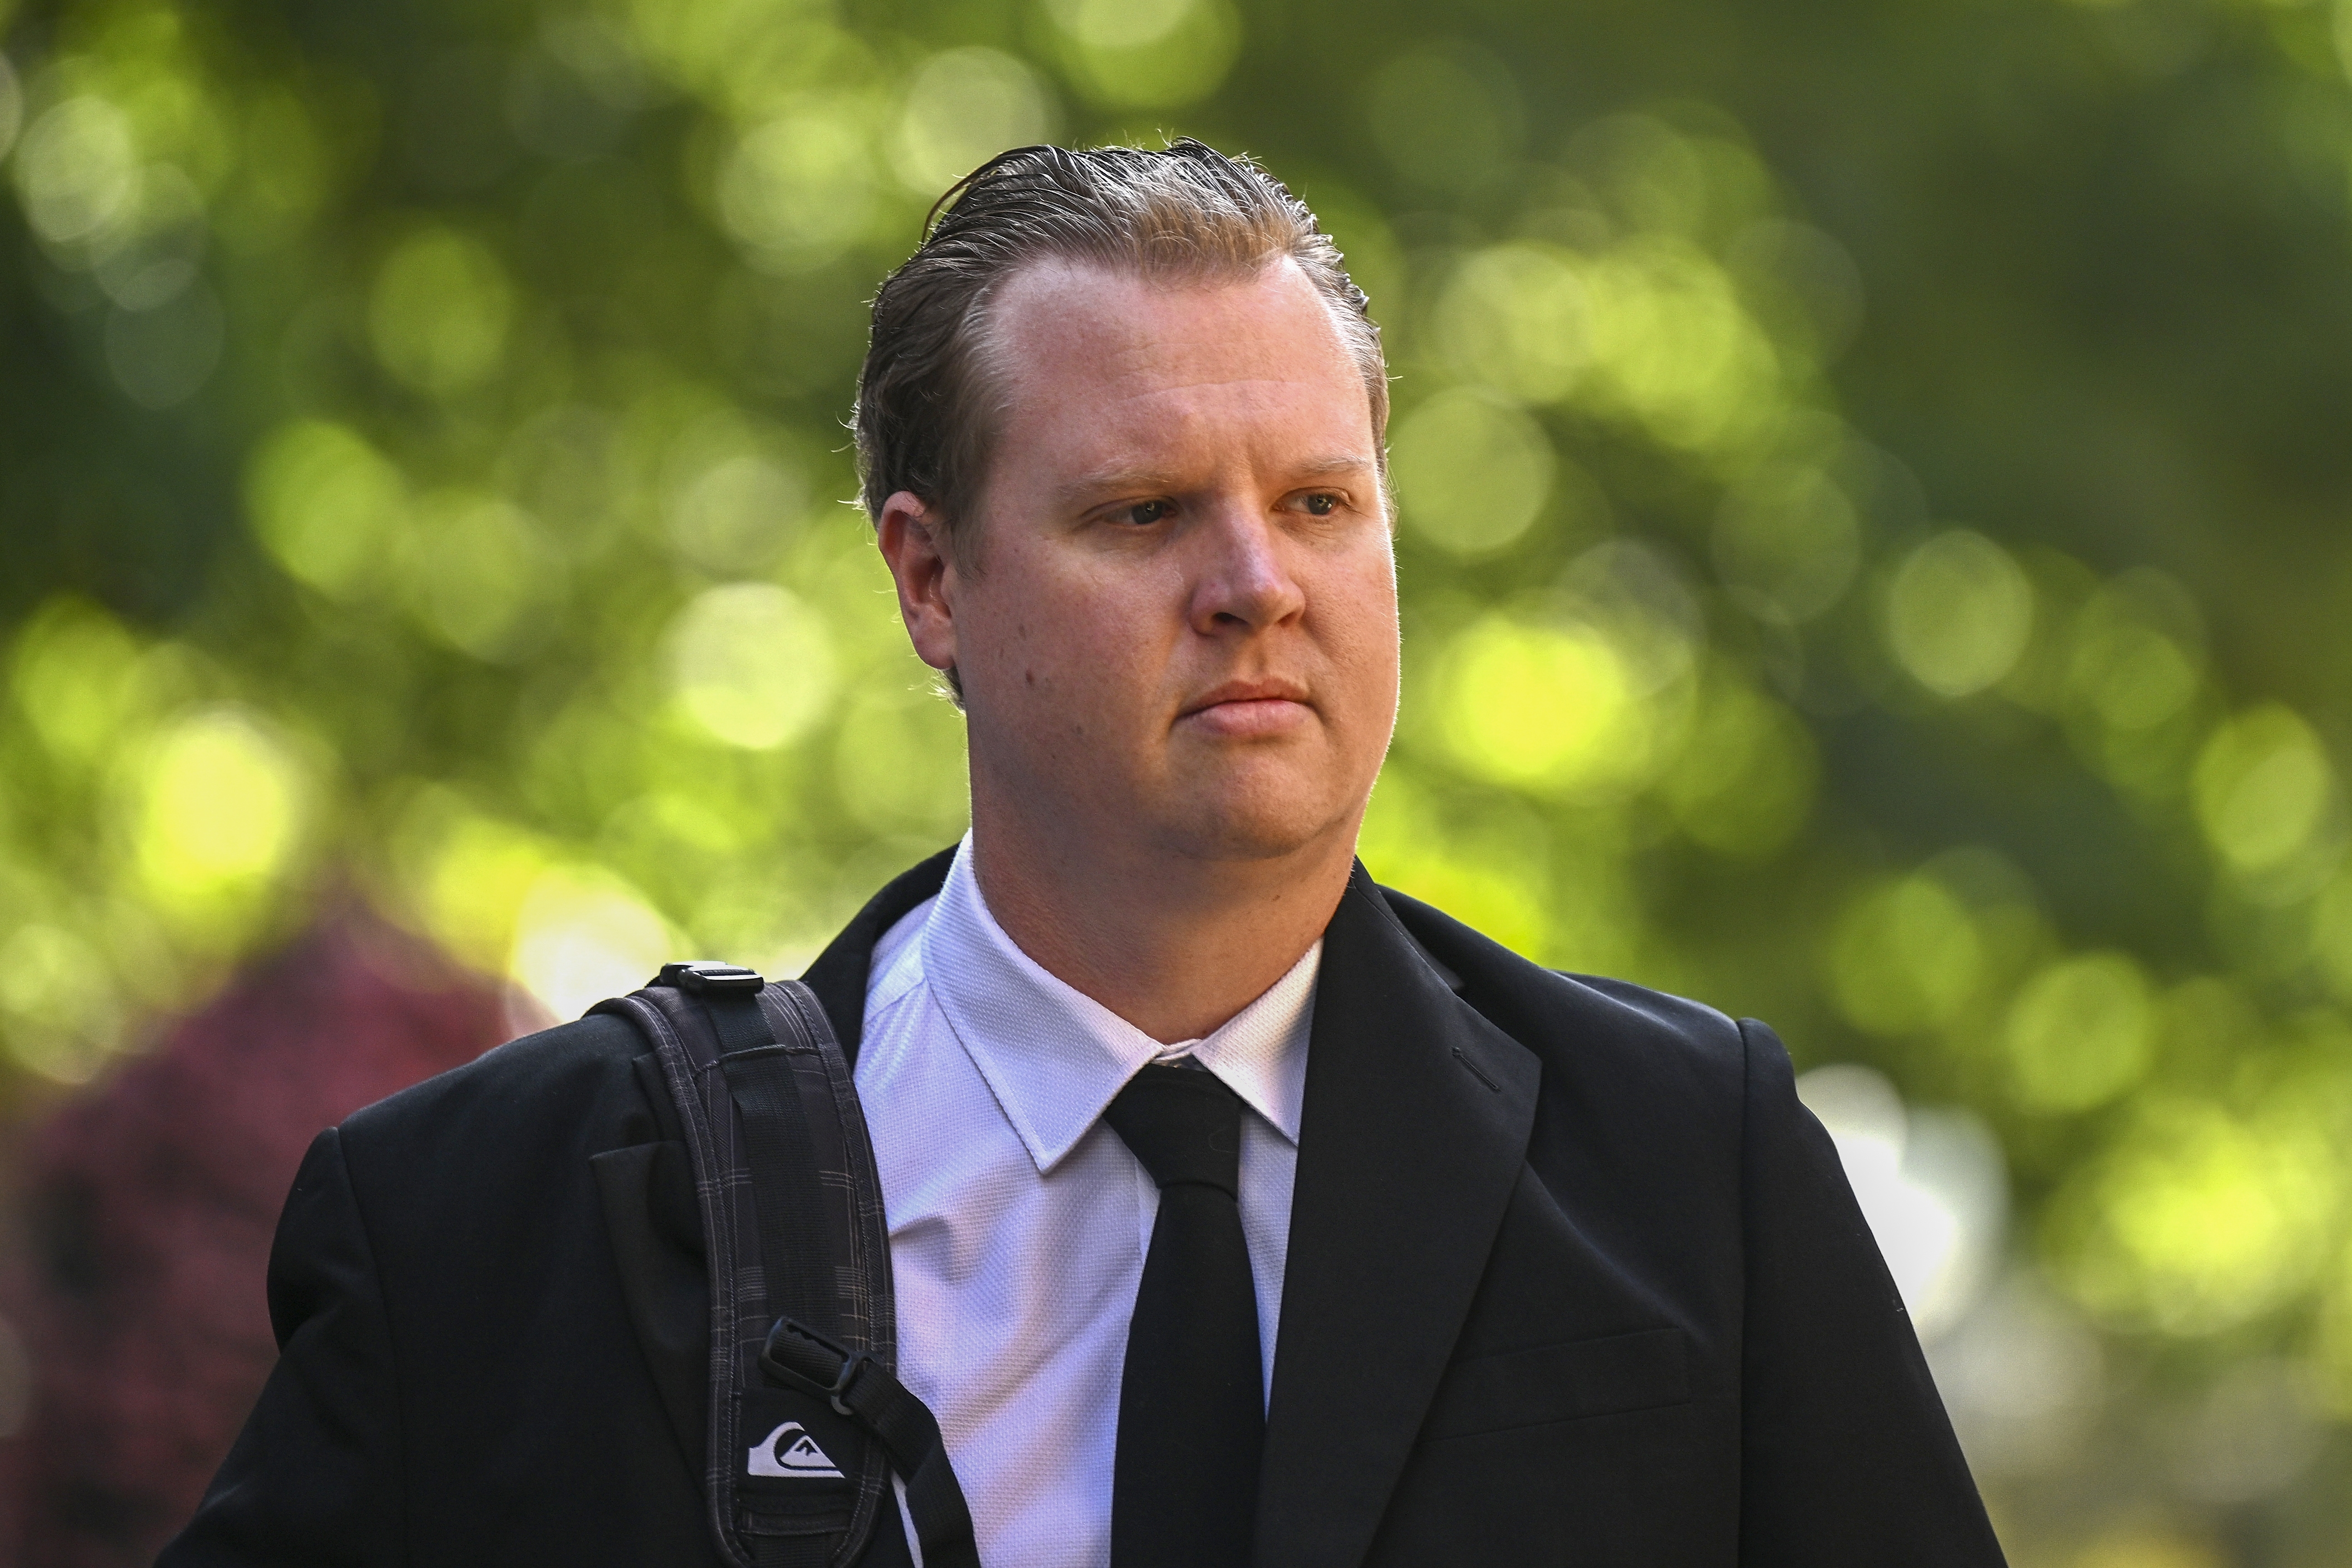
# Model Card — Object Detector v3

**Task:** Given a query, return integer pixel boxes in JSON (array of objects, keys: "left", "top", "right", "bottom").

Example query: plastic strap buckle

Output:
[
  {"left": 656, "top": 961, "right": 766, "bottom": 995},
  {"left": 760, "top": 1316, "right": 874, "bottom": 1417}
]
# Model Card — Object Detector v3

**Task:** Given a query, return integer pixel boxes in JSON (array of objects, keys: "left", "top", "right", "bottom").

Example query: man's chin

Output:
[
  {"left": 1144, "top": 795, "right": 1356, "bottom": 867},
  {"left": 1139, "top": 752, "right": 1371, "bottom": 861}
]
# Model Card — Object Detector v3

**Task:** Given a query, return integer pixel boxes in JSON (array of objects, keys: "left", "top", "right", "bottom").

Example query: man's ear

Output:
[{"left": 876, "top": 492, "right": 960, "bottom": 677}]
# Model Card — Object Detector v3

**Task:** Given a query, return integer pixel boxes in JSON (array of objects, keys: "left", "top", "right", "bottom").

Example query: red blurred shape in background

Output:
[{"left": 0, "top": 909, "right": 519, "bottom": 1566}]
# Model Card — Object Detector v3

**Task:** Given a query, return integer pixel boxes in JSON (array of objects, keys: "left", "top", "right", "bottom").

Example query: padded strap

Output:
[
  {"left": 716, "top": 1027, "right": 830, "bottom": 1336},
  {"left": 600, "top": 969, "right": 897, "bottom": 1568},
  {"left": 623, "top": 963, "right": 977, "bottom": 1568}
]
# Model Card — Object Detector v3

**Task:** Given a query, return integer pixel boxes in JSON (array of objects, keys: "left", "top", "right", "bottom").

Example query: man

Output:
[{"left": 163, "top": 143, "right": 2006, "bottom": 1566}]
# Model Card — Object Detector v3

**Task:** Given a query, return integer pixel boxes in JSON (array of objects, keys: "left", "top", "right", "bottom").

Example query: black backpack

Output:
[{"left": 595, "top": 962, "right": 978, "bottom": 1568}]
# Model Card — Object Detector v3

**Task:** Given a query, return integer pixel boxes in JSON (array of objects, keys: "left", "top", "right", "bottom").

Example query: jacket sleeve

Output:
[
  {"left": 156, "top": 1127, "right": 405, "bottom": 1567},
  {"left": 1734, "top": 1019, "right": 2008, "bottom": 1567}
]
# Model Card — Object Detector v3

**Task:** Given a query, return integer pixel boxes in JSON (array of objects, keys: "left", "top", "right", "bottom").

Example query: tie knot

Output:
[{"left": 1104, "top": 1064, "right": 1243, "bottom": 1197}]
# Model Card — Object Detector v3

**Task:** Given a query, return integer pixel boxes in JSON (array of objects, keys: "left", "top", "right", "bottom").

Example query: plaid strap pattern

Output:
[{"left": 596, "top": 977, "right": 898, "bottom": 1568}]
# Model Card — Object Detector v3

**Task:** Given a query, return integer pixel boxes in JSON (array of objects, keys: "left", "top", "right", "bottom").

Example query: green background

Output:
[{"left": 4, "top": 0, "right": 2352, "bottom": 1557}]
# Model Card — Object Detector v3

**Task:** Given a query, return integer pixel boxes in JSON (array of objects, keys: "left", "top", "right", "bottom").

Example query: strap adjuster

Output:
[
  {"left": 761, "top": 1316, "right": 873, "bottom": 1416},
  {"left": 657, "top": 961, "right": 766, "bottom": 995}
]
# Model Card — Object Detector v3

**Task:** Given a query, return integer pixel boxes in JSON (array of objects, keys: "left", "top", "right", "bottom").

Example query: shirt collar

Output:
[{"left": 919, "top": 836, "right": 1318, "bottom": 1175}]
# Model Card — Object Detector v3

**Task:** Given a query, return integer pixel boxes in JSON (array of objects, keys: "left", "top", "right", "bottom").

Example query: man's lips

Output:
[{"left": 1179, "top": 680, "right": 1314, "bottom": 738}]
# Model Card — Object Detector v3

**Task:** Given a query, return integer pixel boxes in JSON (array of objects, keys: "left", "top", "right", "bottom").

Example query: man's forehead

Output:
[
  {"left": 987, "top": 257, "right": 1352, "bottom": 390},
  {"left": 971, "top": 257, "right": 1379, "bottom": 508}
]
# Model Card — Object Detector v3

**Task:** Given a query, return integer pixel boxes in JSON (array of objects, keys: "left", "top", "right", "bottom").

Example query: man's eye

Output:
[
  {"left": 1302, "top": 492, "right": 1341, "bottom": 517},
  {"left": 1116, "top": 500, "right": 1175, "bottom": 526}
]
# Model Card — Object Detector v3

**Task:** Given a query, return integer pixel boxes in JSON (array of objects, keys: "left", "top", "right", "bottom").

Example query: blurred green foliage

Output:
[{"left": 4, "top": 0, "right": 2352, "bottom": 1555}]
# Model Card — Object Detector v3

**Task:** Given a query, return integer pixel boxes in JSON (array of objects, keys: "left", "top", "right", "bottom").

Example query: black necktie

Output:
[{"left": 1103, "top": 1062, "right": 1264, "bottom": 1568}]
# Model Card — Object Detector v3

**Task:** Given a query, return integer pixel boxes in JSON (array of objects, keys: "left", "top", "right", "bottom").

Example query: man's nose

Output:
[{"left": 1188, "top": 506, "right": 1306, "bottom": 633}]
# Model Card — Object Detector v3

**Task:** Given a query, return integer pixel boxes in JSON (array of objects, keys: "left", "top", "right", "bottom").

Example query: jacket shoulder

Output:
[
  {"left": 336, "top": 1011, "right": 661, "bottom": 1182},
  {"left": 1375, "top": 883, "right": 1749, "bottom": 1096},
  {"left": 1374, "top": 882, "right": 1756, "bottom": 1320}
]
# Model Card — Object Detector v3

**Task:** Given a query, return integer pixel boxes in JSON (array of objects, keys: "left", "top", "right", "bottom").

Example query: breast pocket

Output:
[{"left": 1421, "top": 1327, "right": 1690, "bottom": 1442}]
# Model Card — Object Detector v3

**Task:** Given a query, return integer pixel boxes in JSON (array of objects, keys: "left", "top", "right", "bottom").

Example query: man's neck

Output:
[{"left": 965, "top": 809, "right": 1358, "bottom": 1045}]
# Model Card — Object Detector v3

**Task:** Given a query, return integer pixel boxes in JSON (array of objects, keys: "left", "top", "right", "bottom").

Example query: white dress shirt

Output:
[{"left": 855, "top": 836, "right": 1317, "bottom": 1568}]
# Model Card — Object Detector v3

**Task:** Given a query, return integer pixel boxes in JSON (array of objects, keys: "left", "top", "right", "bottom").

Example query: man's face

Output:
[{"left": 911, "top": 258, "right": 1399, "bottom": 867}]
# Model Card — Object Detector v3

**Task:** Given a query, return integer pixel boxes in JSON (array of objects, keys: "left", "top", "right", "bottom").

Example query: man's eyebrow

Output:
[
  {"left": 1054, "top": 454, "right": 1378, "bottom": 505},
  {"left": 1287, "top": 454, "right": 1378, "bottom": 483},
  {"left": 1056, "top": 468, "right": 1187, "bottom": 505}
]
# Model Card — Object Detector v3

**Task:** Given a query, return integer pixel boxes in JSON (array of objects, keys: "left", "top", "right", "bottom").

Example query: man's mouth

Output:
[{"left": 1180, "top": 680, "right": 1314, "bottom": 738}]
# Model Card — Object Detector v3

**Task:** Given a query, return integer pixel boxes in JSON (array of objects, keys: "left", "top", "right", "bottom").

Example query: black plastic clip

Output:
[
  {"left": 761, "top": 1316, "right": 872, "bottom": 1416},
  {"left": 656, "top": 961, "right": 766, "bottom": 995}
]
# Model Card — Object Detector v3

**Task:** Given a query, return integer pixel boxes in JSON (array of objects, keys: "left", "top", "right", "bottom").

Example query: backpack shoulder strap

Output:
[{"left": 595, "top": 962, "right": 977, "bottom": 1568}]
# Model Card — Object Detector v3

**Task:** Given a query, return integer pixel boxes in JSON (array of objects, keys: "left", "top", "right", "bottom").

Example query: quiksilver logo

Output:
[{"left": 748, "top": 1421, "right": 844, "bottom": 1479}]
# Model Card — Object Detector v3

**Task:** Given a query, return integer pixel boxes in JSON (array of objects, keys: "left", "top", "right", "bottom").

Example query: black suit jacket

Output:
[{"left": 162, "top": 853, "right": 2006, "bottom": 1566}]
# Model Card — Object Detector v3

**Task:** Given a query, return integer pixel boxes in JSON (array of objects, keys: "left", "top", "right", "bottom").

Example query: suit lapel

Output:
[
  {"left": 800, "top": 845, "right": 957, "bottom": 1063},
  {"left": 1257, "top": 864, "right": 1541, "bottom": 1568}
]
